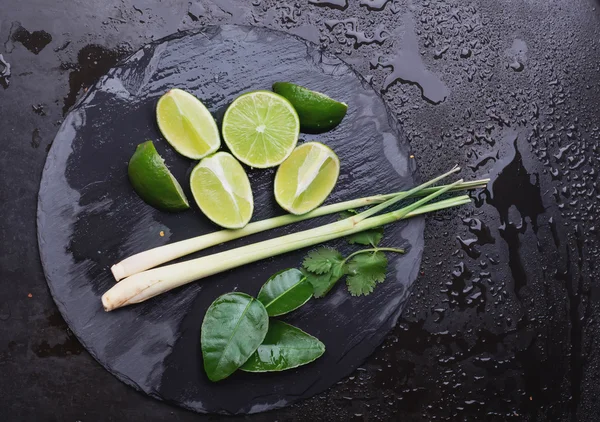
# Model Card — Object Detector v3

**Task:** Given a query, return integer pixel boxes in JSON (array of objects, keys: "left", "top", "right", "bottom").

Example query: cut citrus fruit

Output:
[
  {"left": 272, "top": 82, "right": 347, "bottom": 134},
  {"left": 128, "top": 141, "right": 190, "bottom": 212},
  {"left": 156, "top": 88, "right": 220, "bottom": 159},
  {"left": 274, "top": 142, "right": 340, "bottom": 215},
  {"left": 190, "top": 152, "right": 254, "bottom": 229},
  {"left": 222, "top": 90, "right": 300, "bottom": 168}
]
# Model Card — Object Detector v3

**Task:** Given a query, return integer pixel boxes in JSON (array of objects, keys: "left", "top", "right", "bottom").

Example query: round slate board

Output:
[{"left": 37, "top": 25, "right": 424, "bottom": 414}]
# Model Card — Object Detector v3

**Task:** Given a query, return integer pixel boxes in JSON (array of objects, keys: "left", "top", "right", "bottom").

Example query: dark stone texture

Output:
[
  {"left": 1, "top": 0, "right": 599, "bottom": 421},
  {"left": 37, "top": 25, "right": 422, "bottom": 415}
]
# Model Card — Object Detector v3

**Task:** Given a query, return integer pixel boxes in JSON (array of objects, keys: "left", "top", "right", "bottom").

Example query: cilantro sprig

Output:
[
  {"left": 301, "top": 219, "right": 404, "bottom": 297},
  {"left": 338, "top": 209, "right": 384, "bottom": 247}
]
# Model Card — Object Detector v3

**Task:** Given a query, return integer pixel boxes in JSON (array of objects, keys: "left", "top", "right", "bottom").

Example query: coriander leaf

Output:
[
  {"left": 338, "top": 209, "right": 358, "bottom": 220},
  {"left": 345, "top": 227, "right": 383, "bottom": 247},
  {"left": 304, "top": 261, "right": 346, "bottom": 298},
  {"left": 338, "top": 210, "right": 383, "bottom": 247},
  {"left": 348, "top": 251, "right": 387, "bottom": 283},
  {"left": 303, "top": 247, "right": 344, "bottom": 275},
  {"left": 346, "top": 273, "right": 377, "bottom": 296},
  {"left": 346, "top": 252, "right": 388, "bottom": 296}
]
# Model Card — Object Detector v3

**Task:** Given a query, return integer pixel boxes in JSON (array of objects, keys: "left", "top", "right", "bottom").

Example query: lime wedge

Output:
[
  {"left": 272, "top": 82, "right": 348, "bottom": 134},
  {"left": 156, "top": 88, "right": 220, "bottom": 159},
  {"left": 190, "top": 152, "right": 254, "bottom": 228},
  {"left": 128, "top": 141, "right": 190, "bottom": 212},
  {"left": 274, "top": 142, "right": 340, "bottom": 215},
  {"left": 222, "top": 90, "right": 300, "bottom": 168}
]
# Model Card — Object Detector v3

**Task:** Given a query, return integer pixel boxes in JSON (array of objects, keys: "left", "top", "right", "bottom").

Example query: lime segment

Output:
[
  {"left": 274, "top": 142, "right": 340, "bottom": 215},
  {"left": 222, "top": 90, "right": 300, "bottom": 168},
  {"left": 190, "top": 152, "right": 254, "bottom": 229},
  {"left": 128, "top": 141, "right": 190, "bottom": 212},
  {"left": 272, "top": 82, "right": 347, "bottom": 134},
  {"left": 156, "top": 89, "right": 220, "bottom": 159}
]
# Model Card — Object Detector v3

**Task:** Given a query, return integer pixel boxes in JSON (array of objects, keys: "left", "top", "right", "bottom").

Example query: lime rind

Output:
[
  {"left": 128, "top": 140, "right": 190, "bottom": 212},
  {"left": 166, "top": 169, "right": 190, "bottom": 208},
  {"left": 303, "top": 88, "right": 347, "bottom": 107},
  {"left": 272, "top": 82, "right": 348, "bottom": 134}
]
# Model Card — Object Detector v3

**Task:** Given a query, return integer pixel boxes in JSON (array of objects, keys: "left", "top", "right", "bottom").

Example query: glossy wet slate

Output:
[
  {"left": 36, "top": 25, "right": 423, "bottom": 414},
  {"left": 3, "top": 0, "right": 600, "bottom": 420}
]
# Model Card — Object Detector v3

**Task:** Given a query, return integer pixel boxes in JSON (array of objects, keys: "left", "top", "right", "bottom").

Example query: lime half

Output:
[
  {"left": 128, "top": 141, "right": 190, "bottom": 212},
  {"left": 156, "top": 88, "right": 220, "bottom": 159},
  {"left": 190, "top": 152, "right": 254, "bottom": 228},
  {"left": 222, "top": 90, "right": 300, "bottom": 168},
  {"left": 272, "top": 82, "right": 348, "bottom": 134},
  {"left": 274, "top": 142, "right": 340, "bottom": 215}
]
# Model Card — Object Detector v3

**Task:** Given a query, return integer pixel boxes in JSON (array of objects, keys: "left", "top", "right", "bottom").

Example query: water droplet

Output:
[
  {"left": 359, "top": 0, "right": 392, "bottom": 11},
  {"left": 0, "top": 54, "right": 11, "bottom": 89},
  {"left": 32, "top": 104, "right": 46, "bottom": 116},
  {"left": 325, "top": 18, "right": 389, "bottom": 48},
  {"left": 509, "top": 60, "right": 524, "bottom": 72},
  {"left": 506, "top": 38, "right": 528, "bottom": 72},
  {"left": 31, "top": 128, "right": 42, "bottom": 149},
  {"left": 9, "top": 22, "right": 52, "bottom": 55},
  {"left": 374, "top": 13, "right": 449, "bottom": 104},
  {"left": 188, "top": 2, "right": 207, "bottom": 21},
  {"left": 62, "top": 44, "right": 130, "bottom": 114},
  {"left": 434, "top": 45, "right": 449, "bottom": 59},
  {"left": 309, "top": 0, "right": 348, "bottom": 11}
]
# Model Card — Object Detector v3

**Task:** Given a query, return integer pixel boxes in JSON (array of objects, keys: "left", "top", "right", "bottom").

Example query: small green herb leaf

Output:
[
  {"left": 338, "top": 210, "right": 383, "bottom": 246},
  {"left": 338, "top": 209, "right": 358, "bottom": 219},
  {"left": 257, "top": 269, "right": 313, "bottom": 317},
  {"left": 346, "top": 252, "right": 388, "bottom": 296},
  {"left": 201, "top": 292, "right": 269, "bottom": 382},
  {"left": 303, "top": 247, "right": 344, "bottom": 275},
  {"left": 345, "top": 227, "right": 383, "bottom": 247},
  {"left": 304, "top": 260, "right": 346, "bottom": 298},
  {"left": 240, "top": 320, "right": 325, "bottom": 372}
]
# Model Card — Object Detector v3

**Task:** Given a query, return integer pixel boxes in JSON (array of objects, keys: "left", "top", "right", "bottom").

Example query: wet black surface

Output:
[
  {"left": 1, "top": 0, "right": 600, "bottom": 421},
  {"left": 37, "top": 25, "right": 424, "bottom": 414}
]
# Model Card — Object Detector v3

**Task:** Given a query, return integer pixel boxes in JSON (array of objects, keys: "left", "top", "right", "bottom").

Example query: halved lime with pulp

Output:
[
  {"left": 156, "top": 88, "right": 220, "bottom": 159},
  {"left": 128, "top": 141, "right": 190, "bottom": 212},
  {"left": 272, "top": 82, "right": 347, "bottom": 134},
  {"left": 190, "top": 152, "right": 254, "bottom": 228},
  {"left": 274, "top": 142, "right": 340, "bottom": 215},
  {"left": 222, "top": 90, "right": 300, "bottom": 168}
]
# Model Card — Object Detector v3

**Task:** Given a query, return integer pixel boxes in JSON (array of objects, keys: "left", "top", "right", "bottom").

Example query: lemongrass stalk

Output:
[
  {"left": 405, "top": 196, "right": 472, "bottom": 217},
  {"left": 343, "top": 166, "right": 460, "bottom": 223},
  {"left": 102, "top": 180, "right": 467, "bottom": 311},
  {"left": 111, "top": 174, "right": 487, "bottom": 281}
]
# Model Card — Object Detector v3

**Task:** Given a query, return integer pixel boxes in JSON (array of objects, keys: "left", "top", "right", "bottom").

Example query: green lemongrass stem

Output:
[
  {"left": 111, "top": 175, "right": 486, "bottom": 282},
  {"left": 359, "top": 178, "right": 464, "bottom": 225},
  {"left": 102, "top": 181, "right": 466, "bottom": 311},
  {"left": 343, "top": 247, "right": 406, "bottom": 262},
  {"left": 404, "top": 196, "right": 472, "bottom": 217},
  {"left": 345, "top": 166, "right": 460, "bottom": 224}
]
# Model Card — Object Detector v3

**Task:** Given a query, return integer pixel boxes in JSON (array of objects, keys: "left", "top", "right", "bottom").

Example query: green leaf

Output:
[
  {"left": 338, "top": 210, "right": 383, "bottom": 246},
  {"left": 302, "top": 247, "right": 344, "bottom": 275},
  {"left": 338, "top": 209, "right": 358, "bottom": 219},
  {"left": 240, "top": 320, "right": 325, "bottom": 372},
  {"left": 201, "top": 292, "right": 269, "bottom": 382},
  {"left": 345, "top": 227, "right": 383, "bottom": 247},
  {"left": 257, "top": 269, "right": 313, "bottom": 317},
  {"left": 346, "top": 252, "right": 388, "bottom": 296},
  {"left": 304, "top": 260, "right": 346, "bottom": 298}
]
